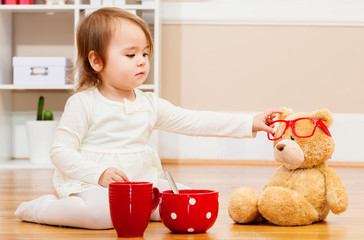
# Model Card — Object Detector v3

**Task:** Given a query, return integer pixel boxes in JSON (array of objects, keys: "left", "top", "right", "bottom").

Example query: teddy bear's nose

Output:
[{"left": 276, "top": 143, "right": 286, "bottom": 151}]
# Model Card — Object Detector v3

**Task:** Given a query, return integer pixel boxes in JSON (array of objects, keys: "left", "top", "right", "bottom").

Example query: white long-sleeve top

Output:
[{"left": 50, "top": 88, "right": 255, "bottom": 198}]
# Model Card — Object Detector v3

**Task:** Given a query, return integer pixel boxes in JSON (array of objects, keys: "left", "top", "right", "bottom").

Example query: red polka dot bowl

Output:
[{"left": 159, "top": 189, "right": 219, "bottom": 233}]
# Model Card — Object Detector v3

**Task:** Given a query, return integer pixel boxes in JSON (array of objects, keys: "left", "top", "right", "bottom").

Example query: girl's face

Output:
[{"left": 98, "top": 19, "right": 150, "bottom": 98}]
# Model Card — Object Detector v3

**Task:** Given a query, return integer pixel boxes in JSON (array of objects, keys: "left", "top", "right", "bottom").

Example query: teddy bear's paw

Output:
[
  {"left": 258, "top": 187, "right": 319, "bottom": 226},
  {"left": 228, "top": 187, "right": 263, "bottom": 224}
]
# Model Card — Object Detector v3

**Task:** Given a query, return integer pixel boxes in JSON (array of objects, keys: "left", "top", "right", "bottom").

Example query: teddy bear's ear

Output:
[
  {"left": 312, "top": 109, "right": 333, "bottom": 128},
  {"left": 278, "top": 107, "right": 293, "bottom": 120}
]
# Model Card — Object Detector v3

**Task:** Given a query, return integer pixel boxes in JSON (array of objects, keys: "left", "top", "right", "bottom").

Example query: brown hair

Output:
[{"left": 72, "top": 7, "right": 154, "bottom": 92}]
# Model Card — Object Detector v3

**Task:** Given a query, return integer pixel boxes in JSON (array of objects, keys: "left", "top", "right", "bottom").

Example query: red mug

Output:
[{"left": 109, "top": 181, "right": 160, "bottom": 238}]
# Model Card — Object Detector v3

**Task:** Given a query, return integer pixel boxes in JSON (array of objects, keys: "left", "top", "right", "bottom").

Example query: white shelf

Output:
[
  {"left": 0, "top": 4, "right": 155, "bottom": 13},
  {"left": 0, "top": 84, "right": 74, "bottom": 90},
  {"left": 0, "top": 4, "right": 75, "bottom": 13},
  {"left": 0, "top": 84, "right": 154, "bottom": 90}
]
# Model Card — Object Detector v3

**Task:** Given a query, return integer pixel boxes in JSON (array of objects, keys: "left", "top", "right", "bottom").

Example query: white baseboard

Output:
[{"left": 157, "top": 113, "right": 364, "bottom": 163}]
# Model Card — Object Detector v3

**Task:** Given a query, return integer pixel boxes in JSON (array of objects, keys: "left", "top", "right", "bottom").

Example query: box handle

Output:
[{"left": 30, "top": 67, "right": 48, "bottom": 76}]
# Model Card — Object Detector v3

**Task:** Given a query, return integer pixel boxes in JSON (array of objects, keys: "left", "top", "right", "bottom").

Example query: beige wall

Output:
[{"left": 161, "top": 25, "right": 364, "bottom": 113}]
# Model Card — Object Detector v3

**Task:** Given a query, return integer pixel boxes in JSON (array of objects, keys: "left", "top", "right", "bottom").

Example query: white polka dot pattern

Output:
[{"left": 159, "top": 190, "right": 218, "bottom": 234}]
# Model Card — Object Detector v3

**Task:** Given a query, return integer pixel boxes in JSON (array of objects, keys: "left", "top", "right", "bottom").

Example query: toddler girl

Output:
[{"left": 15, "top": 7, "right": 280, "bottom": 229}]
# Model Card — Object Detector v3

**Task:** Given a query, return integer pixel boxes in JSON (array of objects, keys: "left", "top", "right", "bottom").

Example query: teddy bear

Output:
[{"left": 228, "top": 108, "right": 348, "bottom": 226}]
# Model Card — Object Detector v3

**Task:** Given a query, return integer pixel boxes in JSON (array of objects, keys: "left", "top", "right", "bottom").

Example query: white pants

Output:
[{"left": 15, "top": 178, "right": 190, "bottom": 229}]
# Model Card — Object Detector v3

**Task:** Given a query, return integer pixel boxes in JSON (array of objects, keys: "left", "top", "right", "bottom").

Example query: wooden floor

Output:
[{"left": 1, "top": 164, "right": 363, "bottom": 239}]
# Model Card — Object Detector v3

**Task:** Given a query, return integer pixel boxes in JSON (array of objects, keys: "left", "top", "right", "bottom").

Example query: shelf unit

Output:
[{"left": 0, "top": 0, "right": 160, "bottom": 168}]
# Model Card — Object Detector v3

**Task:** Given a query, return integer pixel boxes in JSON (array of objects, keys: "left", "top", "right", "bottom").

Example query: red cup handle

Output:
[{"left": 151, "top": 187, "right": 160, "bottom": 213}]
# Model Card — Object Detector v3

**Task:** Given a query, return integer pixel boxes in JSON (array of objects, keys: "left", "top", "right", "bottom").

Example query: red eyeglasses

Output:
[{"left": 267, "top": 117, "right": 332, "bottom": 141}]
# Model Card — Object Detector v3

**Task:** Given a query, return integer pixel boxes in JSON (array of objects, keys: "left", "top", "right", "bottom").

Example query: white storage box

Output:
[{"left": 13, "top": 57, "right": 72, "bottom": 85}]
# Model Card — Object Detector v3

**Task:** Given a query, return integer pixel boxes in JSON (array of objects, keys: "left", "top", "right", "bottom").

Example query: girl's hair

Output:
[{"left": 72, "top": 7, "right": 154, "bottom": 92}]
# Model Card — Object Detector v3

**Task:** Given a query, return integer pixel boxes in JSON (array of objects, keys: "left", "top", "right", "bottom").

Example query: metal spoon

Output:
[{"left": 166, "top": 171, "right": 179, "bottom": 194}]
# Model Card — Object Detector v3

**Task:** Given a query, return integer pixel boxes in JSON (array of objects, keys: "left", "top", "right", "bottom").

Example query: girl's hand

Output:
[
  {"left": 252, "top": 109, "right": 282, "bottom": 134},
  {"left": 98, "top": 167, "right": 129, "bottom": 187}
]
